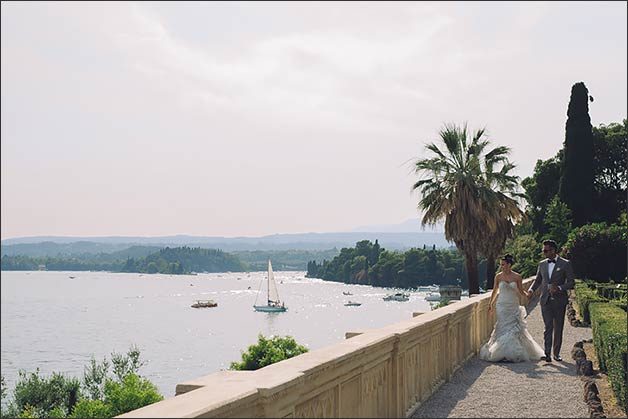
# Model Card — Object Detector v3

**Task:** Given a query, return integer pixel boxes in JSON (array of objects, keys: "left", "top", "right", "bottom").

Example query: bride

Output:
[{"left": 479, "top": 254, "right": 545, "bottom": 362}]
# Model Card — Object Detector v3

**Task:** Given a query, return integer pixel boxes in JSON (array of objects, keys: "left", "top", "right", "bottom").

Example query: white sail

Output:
[
  {"left": 267, "top": 260, "right": 280, "bottom": 303},
  {"left": 254, "top": 259, "right": 287, "bottom": 312}
]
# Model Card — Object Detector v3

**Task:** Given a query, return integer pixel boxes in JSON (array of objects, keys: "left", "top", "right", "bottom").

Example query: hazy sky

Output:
[{"left": 1, "top": 1, "right": 626, "bottom": 239}]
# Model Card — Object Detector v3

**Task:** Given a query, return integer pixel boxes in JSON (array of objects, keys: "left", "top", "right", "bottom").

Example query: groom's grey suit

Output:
[{"left": 528, "top": 257, "right": 575, "bottom": 358}]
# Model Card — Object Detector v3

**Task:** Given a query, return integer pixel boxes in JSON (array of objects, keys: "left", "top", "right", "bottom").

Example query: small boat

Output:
[
  {"left": 191, "top": 300, "right": 217, "bottom": 308},
  {"left": 383, "top": 293, "right": 410, "bottom": 302},
  {"left": 425, "top": 292, "right": 441, "bottom": 302},
  {"left": 68, "top": 276, "right": 76, "bottom": 279},
  {"left": 344, "top": 301, "right": 362, "bottom": 307},
  {"left": 254, "top": 260, "right": 287, "bottom": 313},
  {"left": 342, "top": 291, "right": 353, "bottom": 296}
]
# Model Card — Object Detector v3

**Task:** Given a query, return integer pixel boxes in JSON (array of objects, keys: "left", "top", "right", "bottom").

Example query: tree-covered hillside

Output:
[
  {"left": 120, "top": 247, "right": 245, "bottom": 274},
  {"left": 232, "top": 249, "right": 339, "bottom": 271},
  {"left": 1, "top": 246, "right": 245, "bottom": 274},
  {"left": 306, "top": 240, "right": 476, "bottom": 289}
]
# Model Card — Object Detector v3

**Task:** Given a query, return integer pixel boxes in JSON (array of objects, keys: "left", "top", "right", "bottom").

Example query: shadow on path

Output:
[
  {"left": 411, "top": 295, "right": 592, "bottom": 418},
  {"left": 411, "top": 358, "right": 490, "bottom": 418},
  {"left": 493, "top": 357, "right": 576, "bottom": 379}
]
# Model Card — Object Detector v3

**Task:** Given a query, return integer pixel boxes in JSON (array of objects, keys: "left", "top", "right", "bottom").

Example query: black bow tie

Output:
[{"left": 548, "top": 259, "right": 556, "bottom": 264}]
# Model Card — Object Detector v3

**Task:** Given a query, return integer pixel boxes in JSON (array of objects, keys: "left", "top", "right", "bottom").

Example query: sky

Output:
[{"left": 1, "top": 1, "right": 626, "bottom": 239}]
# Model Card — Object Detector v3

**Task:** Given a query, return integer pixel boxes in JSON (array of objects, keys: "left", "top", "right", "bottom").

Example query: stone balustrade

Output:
[{"left": 119, "top": 278, "right": 534, "bottom": 418}]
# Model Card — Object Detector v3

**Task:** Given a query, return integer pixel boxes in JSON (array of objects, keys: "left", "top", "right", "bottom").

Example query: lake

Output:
[{"left": 1, "top": 270, "right": 434, "bottom": 397}]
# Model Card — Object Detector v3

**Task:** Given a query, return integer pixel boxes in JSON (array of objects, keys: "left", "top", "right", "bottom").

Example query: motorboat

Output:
[
  {"left": 344, "top": 301, "right": 362, "bottom": 307},
  {"left": 425, "top": 292, "right": 441, "bottom": 302},
  {"left": 191, "top": 300, "right": 218, "bottom": 308},
  {"left": 383, "top": 293, "right": 410, "bottom": 302}
]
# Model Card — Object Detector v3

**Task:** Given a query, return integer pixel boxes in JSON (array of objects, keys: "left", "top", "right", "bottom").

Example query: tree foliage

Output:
[
  {"left": 522, "top": 118, "right": 625, "bottom": 235},
  {"left": 411, "top": 123, "right": 524, "bottom": 294},
  {"left": 543, "top": 197, "right": 573, "bottom": 248},
  {"left": 102, "top": 374, "right": 162, "bottom": 417},
  {"left": 229, "top": 335, "right": 309, "bottom": 371},
  {"left": 559, "top": 82, "right": 594, "bottom": 227},
  {"left": 563, "top": 220, "right": 627, "bottom": 283},
  {"left": 307, "top": 240, "right": 475, "bottom": 289},
  {"left": 1, "top": 246, "right": 247, "bottom": 274},
  {"left": 521, "top": 153, "right": 562, "bottom": 235},
  {"left": 591, "top": 120, "right": 627, "bottom": 224},
  {"left": 6, "top": 371, "right": 81, "bottom": 418},
  {"left": 122, "top": 246, "right": 245, "bottom": 274},
  {"left": 503, "top": 234, "right": 543, "bottom": 278},
  {"left": 1, "top": 346, "right": 162, "bottom": 419}
]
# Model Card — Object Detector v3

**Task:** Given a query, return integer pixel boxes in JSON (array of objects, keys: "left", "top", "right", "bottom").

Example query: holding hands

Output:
[{"left": 549, "top": 283, "right": 559, "bottom": 296}]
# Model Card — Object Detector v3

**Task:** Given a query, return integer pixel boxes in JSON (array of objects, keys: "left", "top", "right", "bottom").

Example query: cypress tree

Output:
[{"left": 559, "top": 82, "right": 594, "bottom": 227}]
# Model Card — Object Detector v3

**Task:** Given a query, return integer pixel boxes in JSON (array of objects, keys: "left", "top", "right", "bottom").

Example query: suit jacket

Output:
[{"left": 529, "top": 256, "right": 575, "bottom": 306}]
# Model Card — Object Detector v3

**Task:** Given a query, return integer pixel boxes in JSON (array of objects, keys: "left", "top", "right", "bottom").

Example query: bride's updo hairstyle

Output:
[{"left": 501, "top": 254, "right": 515, "bottom": 265}]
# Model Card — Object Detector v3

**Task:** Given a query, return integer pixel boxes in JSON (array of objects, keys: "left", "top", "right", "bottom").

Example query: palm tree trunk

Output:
[
  {"left": 465, "top": 252, "right": 480, "bottom": 295},
  {"left": 486, "top": 255, "right": 496, "bottom": 290}
]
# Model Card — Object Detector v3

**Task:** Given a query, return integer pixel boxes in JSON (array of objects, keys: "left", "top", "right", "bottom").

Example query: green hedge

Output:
[
  {"left": 575, "top": 281, "right": 608, "bottom": 324},
  {"left": 590, "top": 302, "right": 627, "bottom": 415},
  {"left": 611, "top": 300, "right": 627, "bottom": 312},
  {"left": 595, "top": 283, "right": 628, "bottom": 301}
]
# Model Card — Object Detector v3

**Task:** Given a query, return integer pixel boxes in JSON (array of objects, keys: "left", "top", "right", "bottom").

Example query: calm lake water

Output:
[{"left": 1, "top": 270, "right": 434, "bottom": 397}]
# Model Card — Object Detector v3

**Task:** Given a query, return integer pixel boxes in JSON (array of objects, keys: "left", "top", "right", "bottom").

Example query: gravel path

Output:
[{"left": 411, "top": 296, "right": 592, "bottom": 418}]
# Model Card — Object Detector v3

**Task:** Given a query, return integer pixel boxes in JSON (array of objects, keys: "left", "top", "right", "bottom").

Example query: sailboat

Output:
[{"left": 253, "top": 260, "right": 287, "bottom": 312}]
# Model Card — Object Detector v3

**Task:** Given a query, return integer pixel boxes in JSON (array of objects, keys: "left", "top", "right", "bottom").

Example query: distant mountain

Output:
[
  {"left": 351, "top": 219, "right": 444, "bottom": 233},
  {"left": 1, "top": 231, "right": 450, "bottom": 256}
]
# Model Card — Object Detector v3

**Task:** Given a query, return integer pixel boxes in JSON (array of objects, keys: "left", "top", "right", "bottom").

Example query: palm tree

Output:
[
  {"left": 412, "top": 123, "right": 524, "bottom": 295},
  {"left": 476, "top": 154, "right": 526, "bottom": 289},
  {"left": 480, "top": 211, "right": 525, "bottom": 289}
]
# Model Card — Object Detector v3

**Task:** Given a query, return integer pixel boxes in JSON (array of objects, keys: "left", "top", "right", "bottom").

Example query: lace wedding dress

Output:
[{"left": 479, "top": 281, "right": 545, "bottom": 362}]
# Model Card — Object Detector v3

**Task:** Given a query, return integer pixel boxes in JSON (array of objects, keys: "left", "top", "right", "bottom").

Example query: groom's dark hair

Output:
[{"left": 543, "top": 239, "right": 558, "bottom": 250}]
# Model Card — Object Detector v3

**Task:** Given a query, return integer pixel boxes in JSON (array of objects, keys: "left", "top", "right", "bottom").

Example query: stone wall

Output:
[{"left": 118, "top": 279, "right": 534, "bottom": 418}]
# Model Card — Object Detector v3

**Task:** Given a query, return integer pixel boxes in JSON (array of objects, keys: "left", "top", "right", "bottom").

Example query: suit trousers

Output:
[{"left": 540, "top": 298, "right": 568, "bottom": 356}]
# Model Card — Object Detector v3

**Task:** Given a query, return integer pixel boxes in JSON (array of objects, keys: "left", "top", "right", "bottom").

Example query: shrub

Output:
[
  {"left": 82, "top": 357, "right": 109, "bottom": 401},
  {"left": 595, "top": 283, "right": 627, "bottom": 301},
  {"left": 432, "top": 299, "right": 451, "bottom": 309},
  {"left": 11, "top": 370, "right": 80, "bottom": 418},
  {"left": 590, "top": 302, "right": 627, "bottom": 414},
  {"left": 69, "top": 399, "right": 112, "bottom": 418},
  {"left": 611, "top": 300, "right": 628, "bottom": 312},
  {"left": 563, "top": 222, "right": 627, "bottom": 282},
  {"left": 2, "top": 346, "right": 162, "bottom": 419},
  {"left": 574, "top": 281, "right": 608, "bottom": 324},
  {"left": 103, "top": 374, "right": 163, "bottom": 417},
  {"left": 230, "top": 334, "right": 309, "bottom": 371}
]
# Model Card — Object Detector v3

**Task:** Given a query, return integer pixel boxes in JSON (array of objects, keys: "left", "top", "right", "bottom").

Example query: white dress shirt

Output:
[
  {"left": 547, "top": 259, "right": 556, "bottom": 278},
  {"left": 547, "top": 258, "right": 563, "bottom": 291}
]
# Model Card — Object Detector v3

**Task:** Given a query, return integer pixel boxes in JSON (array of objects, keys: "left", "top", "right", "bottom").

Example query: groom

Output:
[{"left": 526, "top": 239, "right": 575, "bottom": 362}]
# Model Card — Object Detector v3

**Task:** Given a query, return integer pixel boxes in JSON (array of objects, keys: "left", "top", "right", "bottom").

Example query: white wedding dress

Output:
[{"left": 479, "top": 281, "right": 545, "bottom": 362}]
